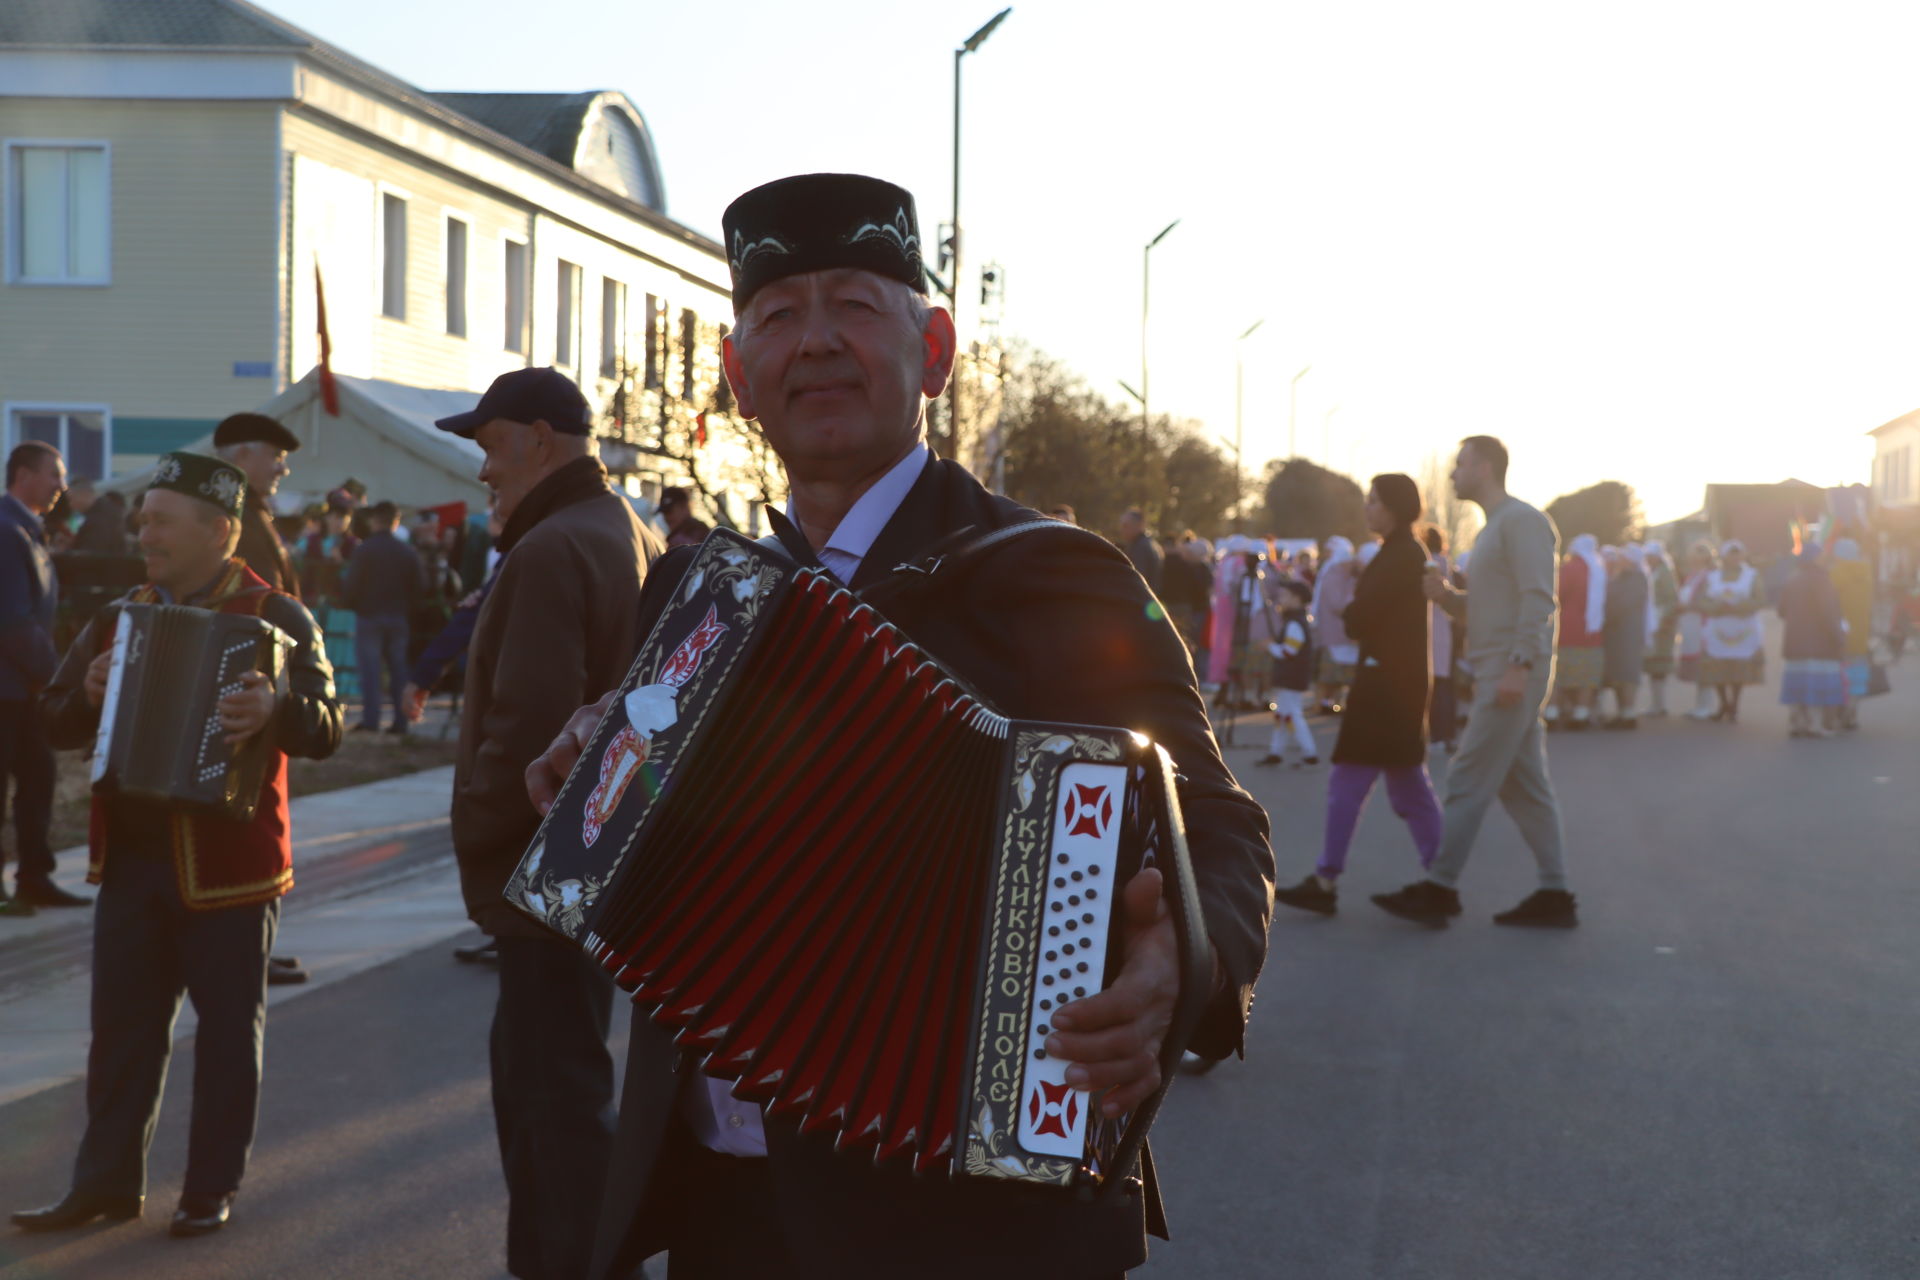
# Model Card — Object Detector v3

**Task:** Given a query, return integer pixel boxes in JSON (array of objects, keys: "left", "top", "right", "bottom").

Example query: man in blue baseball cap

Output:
[{"left": 435, "top": 365, "right": 665, "bottom": 1280}]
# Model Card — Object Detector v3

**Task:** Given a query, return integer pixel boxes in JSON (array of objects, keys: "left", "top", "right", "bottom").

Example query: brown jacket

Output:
[
  {"left": 236, "top": 490, "right": 300, "bottom": 599},
  {"left": 453, "top": 456, "right": 663, "bottom": 936}
]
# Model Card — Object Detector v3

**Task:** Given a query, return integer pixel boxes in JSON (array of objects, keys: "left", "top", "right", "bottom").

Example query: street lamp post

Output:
[
  {"left": 1233, "top": 318, "right": 1265, "bottom": 531},
  {"left": 1287, "top": 363, "right": 1312, "bottom": 460},
  {"left": 945, "top": 7, "right": 1012, "bottom": 463},
  {"left": 1141, "top": 218, "right": 1180, "bottom": 435}
]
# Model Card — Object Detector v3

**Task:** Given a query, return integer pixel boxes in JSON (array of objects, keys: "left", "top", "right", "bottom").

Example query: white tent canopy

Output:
[{"left": 107, "top": 368, "right": 489, "bottom": 513}]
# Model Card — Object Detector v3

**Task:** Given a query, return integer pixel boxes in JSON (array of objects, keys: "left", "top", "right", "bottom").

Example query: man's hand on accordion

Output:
[
  {"left": 1047, "top": 866, "right": 1214, "bottom": 1119},
  {"left": 217, "top": 671, "right": 277, "bottom": 745},
  {"left": 527, "top": 690, "right": 617, "bottom": 816},
  {"left": 84, "top": 652, "right": 112, "bottom": 708}
]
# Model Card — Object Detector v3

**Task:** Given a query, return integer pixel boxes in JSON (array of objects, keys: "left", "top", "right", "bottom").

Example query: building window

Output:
[
  {"left": 556, "top": 261, "right": 582, "bottom": 368},
  {"left": 504, "top": 239, "right": 528, "bottom": 353},
  {"left": 643, "top": 294, "right": 663, "bottom": 389},
  {"left": 680, "top": 308, "right": 698, "bottom": 399},
  {"left": 6, "top": 405, "right": 109, "bottom": 481},
  {"left": 6, "top": 142, "right": 110, "bottom": 284},
  {"left": 601, "top": 279, "right": 627, "bottom": 379},
  {"left": 445, "top": 217, "right": 468, "bottom": 338},
  {"left": 380, "top": 192, "right": 407, "bottom": 319}
]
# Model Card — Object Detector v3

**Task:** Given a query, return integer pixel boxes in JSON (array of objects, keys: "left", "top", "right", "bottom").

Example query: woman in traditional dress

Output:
[
  {"left": 1312, "top": 536, "right": 1360, "bottom": 714},
  {"left": 1828, "top": 537, "right": 1873, "bottom": 731},
  {"left": 1676, "top": 542, "right": 1718, "bottom": 720},
  {"left": 1275, "top": 476, "right": 1439, "bottom": 916},
  {"left": 1698, "top": 539, "right": 1767, "bottom": 723},
  {"left": 1776, "top": 543, "right": 1847, "bottom": 738},
  {"left": 1640, "top": 542, "right": 1681, "bottom": 717},
  {"left": 1600, "top": 545, "right": 1649, "bottom": 728},
  {"left": 1549, "top": 533, "right": 1607, "bottom": 729}
]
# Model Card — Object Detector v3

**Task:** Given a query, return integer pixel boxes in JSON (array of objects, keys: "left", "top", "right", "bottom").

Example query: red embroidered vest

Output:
[{"left": 86, "top": 561, "right": 295, "bottom": 910}]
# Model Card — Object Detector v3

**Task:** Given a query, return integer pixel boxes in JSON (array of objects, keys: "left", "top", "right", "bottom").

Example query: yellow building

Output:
[{"left": 1, "top": 0, "right": 750, "bottom": 518}]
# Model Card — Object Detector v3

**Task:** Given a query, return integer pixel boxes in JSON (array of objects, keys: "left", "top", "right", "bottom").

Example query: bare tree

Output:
[{"left": 1420, "top": 452, "right": 1483, "bottom": 552}]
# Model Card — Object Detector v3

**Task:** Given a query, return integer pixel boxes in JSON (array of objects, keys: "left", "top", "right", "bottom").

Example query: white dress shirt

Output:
[{"left": 684, "top": 440, "right": 931, "bottom": 1158}]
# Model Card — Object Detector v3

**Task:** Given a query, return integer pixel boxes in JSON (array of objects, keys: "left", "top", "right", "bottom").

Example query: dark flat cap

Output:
[
  {"left": 722, "top": 174, "right": 925, "bottom": 309},
  {"left": 213, "top": 412, "right": 300, "bottom": 453}
]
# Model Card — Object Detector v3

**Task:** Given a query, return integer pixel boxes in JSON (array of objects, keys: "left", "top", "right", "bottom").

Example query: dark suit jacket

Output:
[
  {"left": 0, "top": 494, "right": 58, "bottom": 701},
  {"left": 1332, "top": 528, "right": 1430, "bottom": 768},
  {"left": 590, "top": 456, "right": 1274, "bottom": 1280}
]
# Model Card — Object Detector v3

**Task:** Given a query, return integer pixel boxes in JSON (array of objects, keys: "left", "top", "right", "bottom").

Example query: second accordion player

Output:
[
  {"left": 507, "top": 527, "right": 1212, "bottom": 1192},
  {"left": 90, "top": 602, "right": 296, "bottom": 822}
]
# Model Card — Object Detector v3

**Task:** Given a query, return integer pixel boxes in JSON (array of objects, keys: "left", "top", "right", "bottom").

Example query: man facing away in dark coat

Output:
[
  {"left": 341, "top": 501, "right": 426, "bottom": 735},
  {"left": 433, "top": 367, "right": 665, "bottom": 1280},
  {"left": 524, "top": 174, "right": 1274, "bottom": 1280},
  {"left": 0, "top": 442, "right": 74, "bottom": 910}
]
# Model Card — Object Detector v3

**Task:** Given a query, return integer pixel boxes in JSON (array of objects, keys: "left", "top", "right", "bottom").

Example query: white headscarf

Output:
[
  {"left": 1312, "top": 536, "right": 1355, "bottom": 619},
  {"left": 1568, "top": 533, "right": 1606, "bottom": 633},
  {"left": 1357, "top": 540, "right": 1380, "bottom": 568}
]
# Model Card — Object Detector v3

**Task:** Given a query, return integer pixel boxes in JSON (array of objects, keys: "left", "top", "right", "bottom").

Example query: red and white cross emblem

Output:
[
  {"left": 1027, "top": 1079, "right": 1080, "bottom": 1139},
  {"left": 1063, "top": 783, "right": 1113, "bottom": 839}
]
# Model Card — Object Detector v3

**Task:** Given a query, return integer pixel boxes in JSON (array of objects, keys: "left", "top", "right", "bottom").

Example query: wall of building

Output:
[
  {"left": 1872, "top": 418, "right": 1919, "bottom": 508},
  {"left": 0, "top": 97, "right": 282, "bottom": 467}
]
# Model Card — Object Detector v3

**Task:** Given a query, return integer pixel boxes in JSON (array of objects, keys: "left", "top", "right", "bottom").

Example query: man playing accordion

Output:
[
  {"left": 526, "top": 174, "right": 1275, "bottom": 1279},
  {"left": 13, "top": 452, "right": 342, "bottom": 1240}
]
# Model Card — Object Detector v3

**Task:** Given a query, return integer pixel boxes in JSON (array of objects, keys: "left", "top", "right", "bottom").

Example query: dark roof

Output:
[
  {"left": 429, "top": 93, "right": 596, "bottom": 169},
  {"left": 0, "top": 0, "right": 303, "bottom": 48},
  {"left": 1, "top": 0, "right": 711, "bottom": 256}
]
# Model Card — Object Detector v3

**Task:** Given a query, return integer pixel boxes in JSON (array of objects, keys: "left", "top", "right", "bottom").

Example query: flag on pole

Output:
[{"left": 315, "top": 259, "right": 340, "bottom": 416}]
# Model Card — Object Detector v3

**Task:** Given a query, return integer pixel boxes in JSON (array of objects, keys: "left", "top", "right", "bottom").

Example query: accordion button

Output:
[
  {"left": 1071, "top": 871, "right": 1084, "bottom": 882},
  {"left": 1055, "top": 878, "right": 1067, "bottom": 889},
  {"left": 1043, "top": 976, "right": 1054, "bottom": 986},
  {"left": 1074, "top": 987, "right": 1086, "bottom": 998},
  {"left": 1089, "top": 864, "right": 1101, "bottom": 875},
  {"left": 1036, "top": 1024, "right": 1048, "bottom": 1036},
  {"left": 1062, "top": 943, "right": 1075, "bottom": 955},
  {"left": 1048, "top": 926, "right": 1060, "bottom": 937},
  {"left": 1034, "top": 1049, "right": 1047, "bottom": 1061},
  {"left": 1082, "top": 914, "right": 1095, "bottom": 924},
  {"left": 1069, "top": 895, "right": 1081, "bottom": 906},
  {"left": 1045, "top": 951, "right": 1057, "bottom": 962},
  {"left": 1077, "top": 962, "right": 1089, "bottom": 973},
  {"left": 727, "top": 1114, "right": 745, "bottom": 1129},
  {"left": 1086, "top": 889, "right": 1099, "bottom": 900},
  {"left": 1057, "top": 854, "right": 1070, "bottom": 865}
]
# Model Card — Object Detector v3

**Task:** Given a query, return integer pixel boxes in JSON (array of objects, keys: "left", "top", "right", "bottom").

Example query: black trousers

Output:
[
  {"left": 492, "top": 934, "right": 616, "bottom": 1280},
  {"left": 71, "top": 854, "right": 277, "bottom": 1201},
  {"left": 0, "top": 698, "right": 55, "bottom": 886}
]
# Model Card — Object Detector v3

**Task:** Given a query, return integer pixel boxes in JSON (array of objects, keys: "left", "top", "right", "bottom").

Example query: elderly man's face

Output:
[
  {"left": 230, "top": 442, "right": 290, "bottom": 497},
  {"left": 723, "top": 269, "right": 954, "bottom": 483}
]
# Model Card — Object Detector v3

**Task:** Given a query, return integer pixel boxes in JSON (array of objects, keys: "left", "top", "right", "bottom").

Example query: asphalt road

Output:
[{"left": 1, "top": 677, "right": 1915, "bottom": 1279}]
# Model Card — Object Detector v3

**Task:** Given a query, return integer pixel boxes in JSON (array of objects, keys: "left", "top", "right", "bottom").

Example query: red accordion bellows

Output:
[{"left": 591, "top": 574, "right": 1010, "bottom": 1171}]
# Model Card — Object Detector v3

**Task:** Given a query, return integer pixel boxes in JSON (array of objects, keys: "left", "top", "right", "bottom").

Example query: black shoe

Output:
[
  {"left": 13, "top": 1190, "right": 143, "bottom": 1231},
  {"left": 1371, "top": 880, "right": 1461, "bottom": 925},
  {"left": 453, "top": 939, "right": 499, "bottom": 964},
  {"left": 0, "top": 893, "right": 34, "bottom": 918},
  {"left": 1493, "top": 889, "right": 1579, "bottom": 928},
  {"left": 266, "top": 960, "right": 309, "bottom": 985},
  {"left": 1253, "top": 753, "right": 1283, "bottom": 767},
  {"left": 14, "top": 879, "right": 90, "bottom": 908},
  {"left": 1274, "top": 875, "right": 1337, "bottom": 916},
  {"left": 169, "top": 1193, "right": 232, "bottom": 1238}
]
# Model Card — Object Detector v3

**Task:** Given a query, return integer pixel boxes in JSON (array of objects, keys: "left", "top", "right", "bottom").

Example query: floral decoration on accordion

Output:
[
  {"left": 581, "top": 605, "right": 728, "bottom": 849},
  {"left": 507, "top": 531, "right": 791, "bottom": 940}
]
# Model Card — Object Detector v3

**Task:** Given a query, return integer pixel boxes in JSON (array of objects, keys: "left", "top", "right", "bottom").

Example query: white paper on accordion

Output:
[
  {"left": 1017, "top": 760, "right": 1126, "bottom": 1157},
  {"left": 89, "top": 609, "right": 136, "bottom": 785}
]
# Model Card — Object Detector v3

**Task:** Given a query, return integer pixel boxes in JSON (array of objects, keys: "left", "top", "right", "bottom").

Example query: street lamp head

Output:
[
  {"left": 1239, "top": 318, "right": 1265, "bottom": 342},
  {"left": 1147, "top": 219, "right": 1181, "bottom": 250},
  {"left": 1291, "top": 363, "right": 1312, "bottom": 385},
  {"left": 962, "top": 7, "right": 1013, "bottom": 53}
]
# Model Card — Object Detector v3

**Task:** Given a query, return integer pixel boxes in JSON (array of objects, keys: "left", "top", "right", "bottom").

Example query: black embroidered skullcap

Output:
[
  {"left": 721, "top": 174, "right": 925, "bottom": 310},
  {"left": 212, "top": 412, "right": 300, "bottom": 453},
  {"left": 147, "top": 452, "right": 247, "bottom": 520}
]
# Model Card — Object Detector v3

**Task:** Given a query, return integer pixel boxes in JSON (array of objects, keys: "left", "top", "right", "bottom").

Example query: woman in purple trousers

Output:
[{"left": 1275, "top": 474, "right": 1442, "bottom": 915}]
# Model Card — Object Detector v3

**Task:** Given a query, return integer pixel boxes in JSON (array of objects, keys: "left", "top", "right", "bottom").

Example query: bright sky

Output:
[{"left": 265, "top": 0, "right": 1912, "bottom": 524}]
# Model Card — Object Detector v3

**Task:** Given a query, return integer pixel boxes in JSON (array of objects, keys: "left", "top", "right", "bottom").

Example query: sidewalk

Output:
[{"left": 0, "top": 766, "right": 471, "bottom": 1108}]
